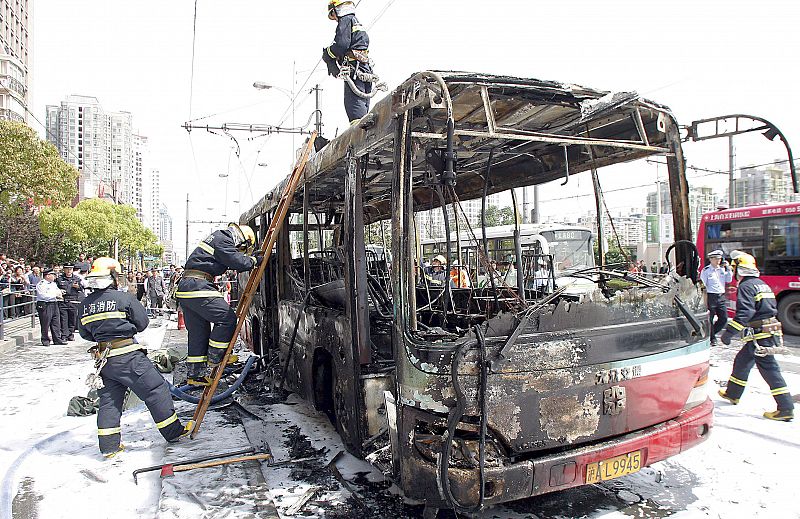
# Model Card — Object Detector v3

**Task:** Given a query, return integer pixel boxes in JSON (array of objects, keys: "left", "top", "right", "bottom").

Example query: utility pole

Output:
[
  {"left": 311, "top": 84, "right": 323, "bottom": 136},
  {"left": 728, "top": 135, "right": 736, "bottom": 208},
  {"left": 185, "top": 193, "right": 189, "bottom": 266},
  {"left": 532, "top": 185, "right": 540, "bottom": 224},
  {"left": 656, "top": 177, "right": 663, "bottom": 261}
]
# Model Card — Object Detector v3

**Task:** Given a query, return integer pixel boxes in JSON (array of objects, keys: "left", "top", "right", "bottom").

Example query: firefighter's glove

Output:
[
  {"left": 251, "top": 255, "right": 264, "bottom": 268},
  {"left": 322, "top": 48, "right": 339, "bottom": 77},
  {"left": 720, "top": 329, "right": 733, "bottom": 346}
]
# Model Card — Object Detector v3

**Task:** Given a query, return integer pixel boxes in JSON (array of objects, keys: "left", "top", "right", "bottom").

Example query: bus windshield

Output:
[{"left": 540, "top": 229, "right": 593, "bottom": 272}]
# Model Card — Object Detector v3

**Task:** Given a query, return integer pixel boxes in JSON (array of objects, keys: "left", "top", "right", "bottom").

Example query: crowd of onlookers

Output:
[
  {"left": 628, "top": 259, "right": 670, "bottom": 275},
  {"left": 0, "top": 251, "right": 243, "bottom": 323}
]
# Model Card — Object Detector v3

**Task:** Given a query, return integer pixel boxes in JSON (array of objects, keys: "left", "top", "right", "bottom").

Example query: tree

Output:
[
  {"left": 484, "top": 205, "right": 516, "bottom": 227},
  {"left": 39, "top": 199, "right": 162, "bottom": 265},
  {"left": 0, "top": 120, "right": 78, "bottom": 210}
]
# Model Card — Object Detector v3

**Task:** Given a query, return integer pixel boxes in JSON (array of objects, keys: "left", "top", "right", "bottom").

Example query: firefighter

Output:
[
  {"left": 718, "top": 251, "right": 794, "bottom": 421},
  {"left": 700, "top": 250, "right": 732, "bottom": 346},
  {"left": 322, "top": 0, "right": 373, "bottom": 123},
  {"left": 176, "top": 224, "right": 260, "bottom": 386},
  {"left": 423, "top": 255, "right": 448, "bottom": 287},
  {"left": 78, "top": 257, "right": 187, "bottom": 457},
  {"left": 56, "top": 263, "right": 85, "bottom": 341}
]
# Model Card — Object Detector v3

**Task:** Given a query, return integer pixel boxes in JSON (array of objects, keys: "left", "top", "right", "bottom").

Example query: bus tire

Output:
[{"left": 778, "top": 293, "right": 800, "bottom": 336}]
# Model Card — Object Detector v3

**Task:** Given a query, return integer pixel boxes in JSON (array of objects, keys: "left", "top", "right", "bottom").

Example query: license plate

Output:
[{"left": 585, "top": 450, "right": 642, "bottom": 484}]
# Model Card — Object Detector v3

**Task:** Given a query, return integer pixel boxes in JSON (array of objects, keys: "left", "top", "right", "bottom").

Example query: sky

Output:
[{"left": 31, "top": 0, "right": 800, "bottom": 262}]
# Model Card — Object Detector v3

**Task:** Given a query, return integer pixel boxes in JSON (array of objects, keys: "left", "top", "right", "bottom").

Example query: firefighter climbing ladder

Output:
[{"left": 190, "top": 132, "right": 318, "bottom": 439}]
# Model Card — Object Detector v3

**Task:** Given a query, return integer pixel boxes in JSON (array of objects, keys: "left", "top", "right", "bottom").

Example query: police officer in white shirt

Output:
[
  {"left": 700, "top": 250, "right": 733, "bottom": 345},
  {"left": 36, "top": 268, "right": 65, "bottom": 346}
]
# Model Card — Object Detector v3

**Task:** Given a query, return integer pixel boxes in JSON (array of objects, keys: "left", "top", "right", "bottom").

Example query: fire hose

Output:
[
  {"left": 168, "top": 355, "right": 257, "bottom": 404},
  {"left": 338, "top": 63, "right": 387, "bottom": 99}
]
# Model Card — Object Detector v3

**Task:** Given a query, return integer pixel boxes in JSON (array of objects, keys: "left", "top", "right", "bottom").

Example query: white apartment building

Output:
[
  {"left": 148, "top": 169, "right": 161, "bottom": 239},
  {"left": 416, "top": 194, "right": 502, "bottom": 240},
  {"left": 132, "top": 134, "right": 147, "bottom": 221},
  {"left": 46, "top": 95, "right": 162, "bottom": 239},
  {"left": 46, "top": 95, "right": 112, "bottom": 200},
  {"left": 159, "top": 204, "right": 173, "bottom": 243},
  {"left": 0, "top": 0, "right": 31, "bottom": 124}
]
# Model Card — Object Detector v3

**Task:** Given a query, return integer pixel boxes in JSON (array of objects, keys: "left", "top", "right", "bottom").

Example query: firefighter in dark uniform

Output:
[
  {"left": 322, "top": 0, "right": 373, "bottom": 123},
  {"left": 78, "top": 257, "right": 187, "bottom": 457},
  {"left": 56, "top": 263, "right": 85, "bottom": 341},
  {"left": 719, "top": 251, "right": 794, "bottom": 421},
  {"left": 177, "top": 224, "right": 259, "bottom": 386}
]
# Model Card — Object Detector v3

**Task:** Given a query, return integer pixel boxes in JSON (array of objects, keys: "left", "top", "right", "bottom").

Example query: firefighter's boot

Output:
[
  {"left": 168, "top": 420, "right": 195, "bottom": 442},
  {"left": 187, "top": 363, "right": 211, "bottom": 387},
  {"left": 763, "top": 409, "right": 794, "bottom": 422},
  {"left": 718, "top": 389, "right": 739, "bottom": 405},
  {"left": 103, "top": 444, "right": 125, "bottom": 459}
]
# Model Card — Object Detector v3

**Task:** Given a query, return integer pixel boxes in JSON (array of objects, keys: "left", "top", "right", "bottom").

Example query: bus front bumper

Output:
[{"left": 418, "top": 398, "right": 713, "bottom": 507}]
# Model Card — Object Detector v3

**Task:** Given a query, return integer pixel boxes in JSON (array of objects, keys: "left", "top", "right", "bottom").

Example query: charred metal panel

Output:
[{"left": 362, "top": 374, "right": 393, "bottom": 437}]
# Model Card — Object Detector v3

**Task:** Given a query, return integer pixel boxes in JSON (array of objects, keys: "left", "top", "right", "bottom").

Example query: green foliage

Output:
[
  {"left": 0, "top": 120, "right": 78, "bottom": 210},
  {"left": 39, "top": 199, "right": 162, "bottom": 261},
  {"left": 593, "top": 239, "right": 628, "bottom": 267},
  {"left": 484, "top": 205, "right": 515, "bottom": 226}
]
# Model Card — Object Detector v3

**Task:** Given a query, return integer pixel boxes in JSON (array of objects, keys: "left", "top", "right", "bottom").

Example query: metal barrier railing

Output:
[{"left": 0, "top": 289, "right": 38, "bottom": 341}]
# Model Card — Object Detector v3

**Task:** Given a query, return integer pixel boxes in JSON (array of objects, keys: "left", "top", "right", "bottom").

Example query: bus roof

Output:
[
  {"left": 700, "top": 202, "right": 800, "bottom": 223},
  {"left": 242, "top": 71, "right": 678, "bottom": 225}
]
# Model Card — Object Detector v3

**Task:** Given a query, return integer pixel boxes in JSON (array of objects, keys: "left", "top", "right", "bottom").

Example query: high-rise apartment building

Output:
[
  {"left": 132, "top": 134, "right": 147, "bottom": 221},
  {"left": 416, "top": 195, "right": 502, "bottom": 240},
  {"left": 46, "top": 96, "right": 163, "bottom": 241},
  {"left": 0, "top": 0, "right": 31, "bottom": 124},
  {"left": 733, "top": 161, "right": 799, "bottom": 208},
  {"left": 159, "top": 204, "right": 172, "bottom": 243},
  {"left": 46, "top": 95, "right": 112, "bottom": 200},
  {"left": 149, "top": 169, "right": 161, "bottom": 239}
]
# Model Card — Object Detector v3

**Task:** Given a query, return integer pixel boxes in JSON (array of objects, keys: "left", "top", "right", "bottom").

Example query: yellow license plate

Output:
[{"left": 585, "top": 450, "right": 642, "bottom": 484}]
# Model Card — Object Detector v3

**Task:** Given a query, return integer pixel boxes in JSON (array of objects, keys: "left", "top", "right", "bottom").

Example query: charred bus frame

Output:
[{"left": 240, "top": 71, "right": 712, "bottom": 512}]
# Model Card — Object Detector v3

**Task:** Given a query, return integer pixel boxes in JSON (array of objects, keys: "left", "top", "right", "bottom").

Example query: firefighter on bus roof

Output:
[
  {"left": 700, "top": 249, "right": 732, "bottom": 346},
  {"left": 79, "top": 258, "right": 188, "bottom": 458},
  {"left": 718, "top": 251, "right": 794, "bottom": 421},
  {"left": 322, "top": 0, "right": 373, "bottom": 123},
  {"left": 176, "top": 224, "right": 261, "bottom": 386}
]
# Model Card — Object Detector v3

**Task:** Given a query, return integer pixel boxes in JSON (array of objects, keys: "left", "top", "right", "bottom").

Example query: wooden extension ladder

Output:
[{"left": 190, "top": 132, "right": 318, "bottom": 439}]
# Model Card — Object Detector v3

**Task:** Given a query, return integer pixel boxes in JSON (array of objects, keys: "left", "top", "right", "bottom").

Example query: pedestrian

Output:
[
  {"left": 10, "top": 266, "right": 29, "bottom": 317},
  {"left": 700, "top": 250, "right": 732, "bottom": 346},
  {"left": 176, "top": 224, "right": 259, "bottom": 386},
  {"left": 26, "top": 266, "right": 41, "bottom": 316},
  {"left": 147, "top": 267, "right": 166, "bottom": 309},
  {"left": 651, "top": 261, "right": 658, "bottom": 274},
  {"left": 74, "top": 253, "right": 91, "bottom": 275},
  {"left": 36, "top": 269, "right": 65, "bottom": 346},
  {"left": 56, "top": 264, "right": 85, "bottom": 341},
  {"left": 718, "top": 251, "right": 794, "bottom": 421},
  {"left": 123, "top": 271, "right": 138, "bottom": 293},
  {"left": 78, "top": 257, "right": 189, "bottom": 458},
  {"left": 322, "top": 0, "right": 374, "bottom": 123},
  {"left": 659, "top": 261, "right": 669, "bottom": 274}
]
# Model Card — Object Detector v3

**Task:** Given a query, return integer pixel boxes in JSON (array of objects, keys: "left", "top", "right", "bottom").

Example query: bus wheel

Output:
[{"left": 778, "top": 293, "right": 800, "bottom": 335}]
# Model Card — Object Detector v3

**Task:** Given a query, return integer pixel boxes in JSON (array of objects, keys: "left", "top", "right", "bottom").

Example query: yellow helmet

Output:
[
  {"left": 730, "top": 250, "right": 758, "bottom": 275},
  {"left": 87, "top": 257, "right": 122, "bottom": 278},
  {"left": 328, "top": 0, "right": 352, "bottom": 19},
  {"left": 228, "top": 223, "right": 256, "bottom": 254}
]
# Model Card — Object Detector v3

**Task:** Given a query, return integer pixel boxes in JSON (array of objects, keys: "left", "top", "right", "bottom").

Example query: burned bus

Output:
[{"left": 239, "top": 71, "right": 712, "bottom": 512}]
